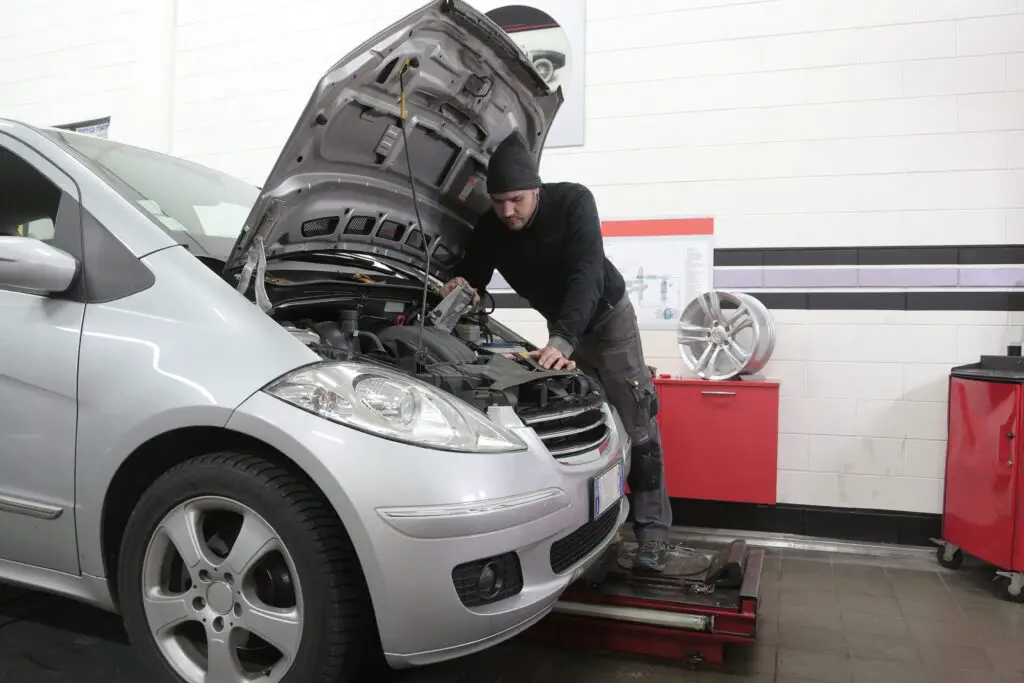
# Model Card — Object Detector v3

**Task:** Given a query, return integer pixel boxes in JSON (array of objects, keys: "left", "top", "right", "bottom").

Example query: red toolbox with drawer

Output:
[{"left": 653, "top": 377, "right": 780, "bottom": 505}]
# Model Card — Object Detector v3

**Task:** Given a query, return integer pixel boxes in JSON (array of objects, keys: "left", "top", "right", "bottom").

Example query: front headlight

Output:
[{"left": 264, "top": 362, "right": 528, "bottom": 453}]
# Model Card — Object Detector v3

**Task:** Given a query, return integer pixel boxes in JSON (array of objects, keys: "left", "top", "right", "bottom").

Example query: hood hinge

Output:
[{"left": 236, "top": 235, "right": 274, "bottom": 314}]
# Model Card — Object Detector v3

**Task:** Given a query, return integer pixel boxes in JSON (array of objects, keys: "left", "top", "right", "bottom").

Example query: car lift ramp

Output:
[{"left": 526, "top": 537, "right": 763, "bottom": 666}]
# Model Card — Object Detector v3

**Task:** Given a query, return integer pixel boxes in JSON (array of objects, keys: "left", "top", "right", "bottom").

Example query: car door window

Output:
[{"left": 0, "top": 147, "right": 62, "bottom": 242}]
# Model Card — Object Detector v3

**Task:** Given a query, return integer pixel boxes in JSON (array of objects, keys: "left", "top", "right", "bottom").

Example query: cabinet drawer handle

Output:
[{"left": 701, "top": 391, "right": 736, "bottom": 396}]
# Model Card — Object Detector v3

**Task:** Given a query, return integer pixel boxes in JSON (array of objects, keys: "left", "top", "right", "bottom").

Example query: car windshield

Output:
[{"left": 47, "top": 130, "right": 260, "bottom": 245}]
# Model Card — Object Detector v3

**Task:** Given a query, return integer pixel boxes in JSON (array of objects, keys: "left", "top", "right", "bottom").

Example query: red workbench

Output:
[{"left": 654, "top": 376, "right": 780, "bottom": 505}]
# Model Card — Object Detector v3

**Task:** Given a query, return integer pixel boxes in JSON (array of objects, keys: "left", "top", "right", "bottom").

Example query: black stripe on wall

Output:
[
  {"left": 493, "top": 291, "right": 1024, "bottom": 311},
  {"left": 715, "top": 244, "right": 1024, "bottom": 267}
]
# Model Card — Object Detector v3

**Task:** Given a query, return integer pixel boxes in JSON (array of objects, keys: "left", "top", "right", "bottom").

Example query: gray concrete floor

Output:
[{"left": 1, "top": 546, "right": 1023, "bottom": 683}]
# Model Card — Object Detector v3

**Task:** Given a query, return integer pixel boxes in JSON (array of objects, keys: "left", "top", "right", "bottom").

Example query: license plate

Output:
[{"left": 592, "top": 460, "right": 624, "bottom": 520}]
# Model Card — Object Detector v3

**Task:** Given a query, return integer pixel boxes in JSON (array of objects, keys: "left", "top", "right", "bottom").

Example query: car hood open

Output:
[{"left": 224, "top": 0, "right": 562, "bottom": 282}]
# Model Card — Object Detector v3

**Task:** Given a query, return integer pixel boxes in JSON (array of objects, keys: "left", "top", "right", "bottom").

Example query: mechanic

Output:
[{"left": 442, "top": 132, "right": 673, "bottom": 573}]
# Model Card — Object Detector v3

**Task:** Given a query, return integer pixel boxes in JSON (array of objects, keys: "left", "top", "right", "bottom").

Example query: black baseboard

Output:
[{"left": 626, "top": 497, "right": 941, "bottom": 548}]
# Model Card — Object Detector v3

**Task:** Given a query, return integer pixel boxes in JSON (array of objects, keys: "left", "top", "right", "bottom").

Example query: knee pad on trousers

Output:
[
  {"left": 627, "top": 440, "right": 662, "bottom": 493},
  {"left": 648, "top": 388, "right": 660, "bottom": 419}
]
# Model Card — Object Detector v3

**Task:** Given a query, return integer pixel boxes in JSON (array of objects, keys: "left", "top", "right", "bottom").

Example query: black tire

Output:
[
  {"left": 935, "top": 545, "right": 964, "bottom": 570},
  {"left": 117, "top": 451, "right": 376, "bottom": 683}
]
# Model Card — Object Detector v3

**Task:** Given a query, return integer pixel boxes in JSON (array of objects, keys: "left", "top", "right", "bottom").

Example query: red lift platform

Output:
[{"left": 526, "top": 536, "right": 763, "bottom": 666}]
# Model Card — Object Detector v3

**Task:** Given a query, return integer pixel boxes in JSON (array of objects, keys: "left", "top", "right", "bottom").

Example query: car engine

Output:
[{"left": 273, "top": 286, "right": 605, "bottom": 418}]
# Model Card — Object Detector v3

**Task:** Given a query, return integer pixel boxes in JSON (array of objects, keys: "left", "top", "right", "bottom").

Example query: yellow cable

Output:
[{"left": 399, "top": 58, "right": 411, "bottom": 120}]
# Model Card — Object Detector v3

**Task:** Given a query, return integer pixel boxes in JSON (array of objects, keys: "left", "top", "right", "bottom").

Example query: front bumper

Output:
[{"left": 227, "top": 391, "right": 631, "bottom": 668}]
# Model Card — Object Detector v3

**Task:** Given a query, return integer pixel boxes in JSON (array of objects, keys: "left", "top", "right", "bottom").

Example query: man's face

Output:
[{"left": 489, "top": 188, "right": 538, "bottom": 230}]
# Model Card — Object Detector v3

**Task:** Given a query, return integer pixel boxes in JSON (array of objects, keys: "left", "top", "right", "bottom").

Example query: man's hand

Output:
[
  {"left": 441, "top": 276, "right": 480, "bottom": 304},
  {"left": 528, "top": 346, "right": 577, "bottom": 371}
]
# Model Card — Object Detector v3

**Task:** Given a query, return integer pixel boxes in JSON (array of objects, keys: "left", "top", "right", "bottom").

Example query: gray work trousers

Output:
[{"left": 568, "top": 297, "right": 673, "bottom": 544}]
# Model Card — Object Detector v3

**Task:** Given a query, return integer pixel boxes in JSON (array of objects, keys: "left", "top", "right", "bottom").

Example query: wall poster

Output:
[
  {"left": 487, "top": 219, "right": 716, "bottom": 331},
  {"left": 54, "top": 116, "right": 111, "bottom": 138},
  {"left": 468, "top": 0, "right": 586, "bottom": 148}
]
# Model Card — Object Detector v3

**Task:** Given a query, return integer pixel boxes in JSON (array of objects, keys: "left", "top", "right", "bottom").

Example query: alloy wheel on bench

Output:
[{"left": 677, "top": 291, "right": 776, "bottom": 381}]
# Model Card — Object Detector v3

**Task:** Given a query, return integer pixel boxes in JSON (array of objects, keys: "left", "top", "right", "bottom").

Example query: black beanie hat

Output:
[{"left": 486, "top": 133, "right": 541, "bottom": 194}]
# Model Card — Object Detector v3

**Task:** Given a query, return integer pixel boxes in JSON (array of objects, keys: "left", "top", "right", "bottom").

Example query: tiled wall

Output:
[{"left": 2, "top": 0, "right": 1023, "bottom": 514}]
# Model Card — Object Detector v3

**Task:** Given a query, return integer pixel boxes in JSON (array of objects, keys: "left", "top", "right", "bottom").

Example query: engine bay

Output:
[{"left": 272, "top": 283, "right": 604, "bottom": 416}]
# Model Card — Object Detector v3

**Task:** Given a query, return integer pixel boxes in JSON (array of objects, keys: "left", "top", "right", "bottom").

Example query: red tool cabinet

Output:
[
  {"left": 940, "top": 359, "right": 1024, "bottom": 578},
  {"left": 653, "top": 377, "right": 780, "bottom": 505}
]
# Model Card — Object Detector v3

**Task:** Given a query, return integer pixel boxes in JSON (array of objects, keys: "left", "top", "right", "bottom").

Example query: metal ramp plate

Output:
[{"left": 525, "top": 537, "right": 764, "bottom": 666}]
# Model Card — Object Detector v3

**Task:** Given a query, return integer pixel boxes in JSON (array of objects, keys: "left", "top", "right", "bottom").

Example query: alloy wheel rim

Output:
[
  {"left": 141, "top": 496, "right": 304, "bottom": 683},
  {"left": 677, "top": 290, "right": 777, "bottom": 381}
]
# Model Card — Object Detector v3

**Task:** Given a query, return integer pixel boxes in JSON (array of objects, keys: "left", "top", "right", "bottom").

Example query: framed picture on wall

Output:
[{"left": 468, "top": 0, "right": 586, "bottom": 148}]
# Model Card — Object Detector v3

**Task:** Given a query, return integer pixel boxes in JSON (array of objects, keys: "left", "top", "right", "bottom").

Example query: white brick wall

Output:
[{"left": 2, "top": 0, "right": 1023, "bottom": 514}]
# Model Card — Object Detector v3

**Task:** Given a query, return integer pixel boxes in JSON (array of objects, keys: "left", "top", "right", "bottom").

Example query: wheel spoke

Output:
[
  {"left": 726, "top": 338, "right": 751, "bottom": 364},
  {"left": 222, "top": 511, "right": 277, "bottom": 577},
  {"left": 206, "top": 634, "right": 245, "bottom": 683},
  {"left": 244, "top": 604, "right": 302, "bottom": 660},
  {"left": 161, "top": 504, "right": 206, "bottom": 570},
  {"left": 720, "top": 343, "right": 742, "bottom": 368},
  {"left": 695, "top": 345, "right": 720, "bottom": 375},
  {"left": 724, "top": 305, "right": 748, "bottom": 328},
  {"left": 698, "top": 292, "right": 724, "bottom": 324},
  {"left": 677, "top": 324, "right": 710, "bottom": 343},
  {"left": 144, "top": 590, "right": 192, "bottom": 637},
  {"left": 729, "top": 314, "right": 753, "bottom": 335}
]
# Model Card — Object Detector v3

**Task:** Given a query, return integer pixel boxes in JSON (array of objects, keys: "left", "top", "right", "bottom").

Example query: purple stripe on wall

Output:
[
  {"left": 762, "top": 268, "right": 860, "bottom": 288},
  {"left": 714, "top": 269, "right": 764, "bottom": 289},
  {"left": 858, "top": 267, "right": 960, "bottom": 287},
  {"left": 958, "top": 267, "right": 1024, "bottom": 288}
]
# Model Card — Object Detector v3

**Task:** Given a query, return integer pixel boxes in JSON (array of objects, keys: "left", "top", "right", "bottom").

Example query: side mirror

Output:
[{"left": 0, "top": 236, "right": 79, "bottom": 295}]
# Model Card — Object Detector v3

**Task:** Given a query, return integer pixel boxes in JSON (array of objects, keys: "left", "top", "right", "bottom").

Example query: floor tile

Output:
[
  {"left": 844, "top": 632, "right": 919, "bottom": 664},
  {"left": 840, "top": 611, "right": 910, "bottom": 637},
  {"left": 778, "top": 603, "right": 843, "bottom": 628},
  {"left": 897, "top": 597, "right": 964, "bottom": 621},
  {"left": 838, "top": 594, "right": 903, "bottom": 617},
  {"left": 780, "top": 586, "right": 840, "bottom": 610},
  {"left": 917, "top": 642, "right": 995, "bottom": 672},
  {"left": 834, "top": 576, "right": 894, "bottom": 598},
  {"left": 984, "top": 645, "right": 1024, "bottom": 676},
  {"left": 906, "top": 616, "right": 980, "bottom": 646},
  {"left": 777, "top": 623, "right": 847, "bottom": 655},
  {"left": 782, "top": 558, "right": 834, "bottom": 576},
  {"left": 779, "top": 573, "right": 837, "bottom": 594},
  {"left": 831, "top": 561, "right": 888, "bottom": 579},
  {"left": 850, "top": 657, "right": 928, "bottom": 683},
  {"left": 777, "top": 650, "right": 852, "bottom": 683}
]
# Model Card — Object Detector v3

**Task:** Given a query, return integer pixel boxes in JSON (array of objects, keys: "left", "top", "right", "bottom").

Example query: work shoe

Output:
[{"left": 632, "top": 540, "right": 669, "bottom": 573}]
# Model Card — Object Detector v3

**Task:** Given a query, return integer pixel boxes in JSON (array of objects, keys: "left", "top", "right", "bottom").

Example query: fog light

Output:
[
  {"left": 452, "top": 552, "right": 523, "bottom": 607},
  {"left": 478, "top": 562, "right": 503, "bottom": 599}
]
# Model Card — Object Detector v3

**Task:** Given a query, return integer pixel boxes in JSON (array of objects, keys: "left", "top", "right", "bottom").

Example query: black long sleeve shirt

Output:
[{"left": 454, "top": 182, "right": 626, "bottom": 353}]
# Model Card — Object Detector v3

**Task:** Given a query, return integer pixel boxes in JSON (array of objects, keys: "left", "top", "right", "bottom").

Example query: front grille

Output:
[
  {"left": 451, "top": 552, "right": 523, "bottom": 608},
  {"left": 549, "top": 500, "right": 622, "bottom": 574},
  {"left": 518, "top": 404, "right": 610, "bottom": 459}
]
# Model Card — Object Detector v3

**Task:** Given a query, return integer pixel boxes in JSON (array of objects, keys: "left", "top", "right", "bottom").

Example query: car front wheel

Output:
[{"left": 118, "top": 451, "right": 375, "bottom": 683}]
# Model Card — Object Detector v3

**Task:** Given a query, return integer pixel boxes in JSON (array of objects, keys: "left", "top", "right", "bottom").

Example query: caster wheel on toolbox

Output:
[
  {"left": 686, "top": 653, "right": 705, "bottom": 668},
  {"left": 997, "top": 572, "right": 1024, "bottom": 603},
  {"left": 936, "top": 545, "right": 964, "bottom": 570}
]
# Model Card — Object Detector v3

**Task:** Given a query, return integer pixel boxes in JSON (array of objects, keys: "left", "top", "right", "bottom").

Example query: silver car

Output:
[{"left": 0, "top": 1, "right": 629, "bottom": 682}]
